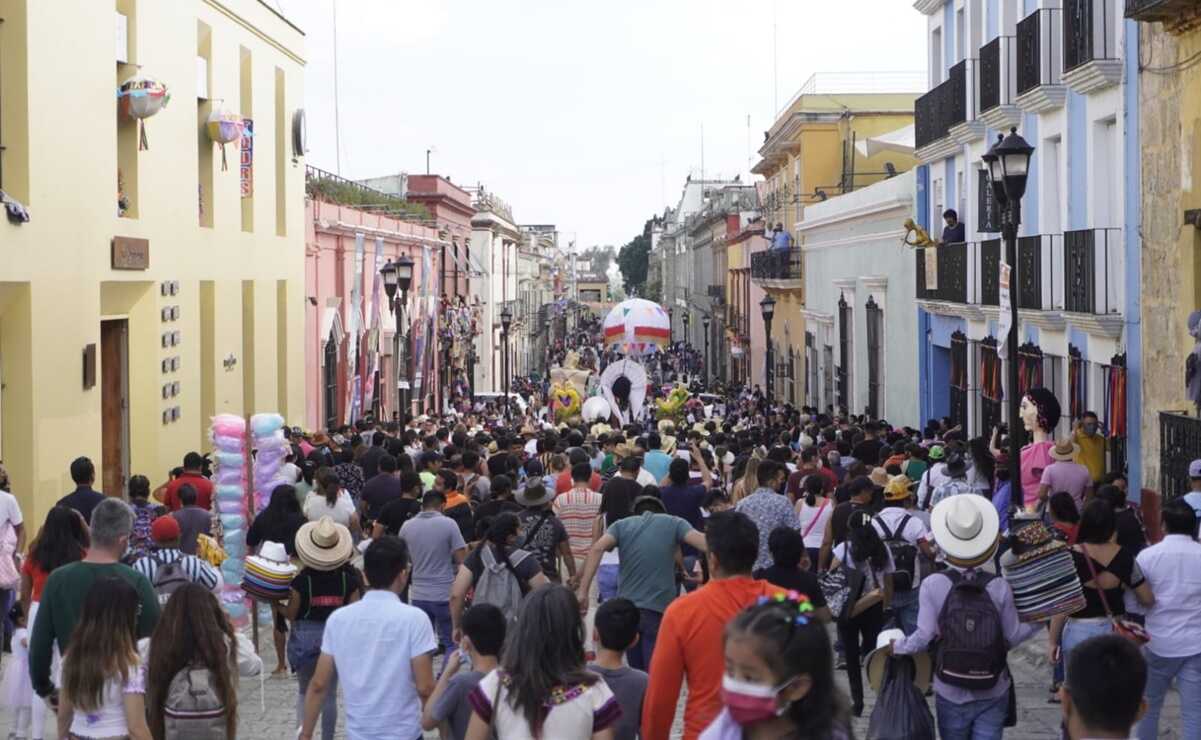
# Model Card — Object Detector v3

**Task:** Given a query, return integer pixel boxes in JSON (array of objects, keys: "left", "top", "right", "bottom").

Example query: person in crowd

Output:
[
  {"left": 966, "top": 437, "right": 996, "bottom": 497},
  {"left": 131, "top": 515, "right": 219, "bottom": 596},
  {"left": 643, "top": 511, "right": 782, "bottom": 740},
  {"left": 333, "top": 445, "right": 366, "bottom": 503},
  {"left": 991, "top": 460, "right": 1014, "bottom": 535},
  {"left": 1061, "top": 635, "right": 1148, "bottom": 740},
  {"left": 890, "top": 495, "right": 1043, "bottom": 739},
  {"left": 1039, "top": 439, "right": 1094, "bottom": 513},
  {"left": 285, "top": 517, "right": 360, "bottom": 740},
  {"left": 577, "top": 495, "right": 708, "bottom": 671},
  {"left": 818, "top": 476, "right": 874, "bottom": 571},
  {"left": 555, "top": 448, "right": 603, "bottom": 494},
  {"left": 1183, "top": 458, "right": 1201, "bottom": 523},
  {"left": 299, "top": 536, "right": 435, "bottom": 740},
  {"left": 422, "top": 603, "right": 507, "bottom": 740},
  {"left": 1050, "top": 499, "right": 1154, "bottom": 678},
  {"left": 143, "top": 583, "right": 260, "bottom": 740},
  {"left": 248, "top": 484, "right": 308, "bottom": 558},
  {"left": 126, "top": 474, "right": 164, "bottom": 564},
  {"left": 400, "top": 490, "right": 468, "bottom": 654},
  {"left": 14, "top": 505, "right": 87, "bottom": 740},
  {"left": 872, "top": 475, "right": 933, "bottom": 635},
  {"left": 735, "top": 460, "right": 800, "bottom": 572},
  {"left": 700, "top": 592, "right": 851, "bottom": 740},
  {"left": 829, "top": 509, "right": 894, "bottom": 716},
  {"left": 30, "top": 498, "right": 160, "bottom": 703},
  {"left": 928, "top": 450, "right": 973, "bottom": 508},
  {"left": 851, "top": 421, "right": 885, "bottom": 467},
  {"left": 516, "top": 481, "right": 574, "bottom": 583},
  {"left": 589, "top": 598, "right": 648, "bottom": 740},
  {"left": 595, "top": 459, "right": 639, "bottom": 604},
  {"left": 170, "top": 482, "right": 211, "bottom": 555},
  {"left": 459, "top": 450, "right": 491, "bottom": 503},
  {"left": 372, "top": 470, "right": 424, "bottom": 538},
  {"left": 464, "top": 585, "right": 621, "bottom": 740},
  {"left": 939, "top": 207, "right": 966, "bottom": 245},
  {"left": 1096, "top": 484, "right": 1148, "bottom": 556},
  {"left": 1048, "top": 491, "right": 1081, "bottom": 544},
  {"left": 914, "top": 445, "right": 949, "bottom": 510},
  {"left": 0, "top": 462, "right": 19, "bottom": 650},
  {"left": 730, "top": 455, "right": 761, "bottom": 505},
  {"left": 753, "top": 527, "right": 830, "bottom": 618},
  {"left": 554, "top": 463, "right": 604, "bottom": 578},
  {"left": 418, "top": 450, "right": 444, "bottom": 492},
  {"left": 359, "top": 453, "right": 402, "bottom": 529},
  {"left": 473, "top": 473, "right": 520, "bottom": 524},
  {"left": 789, "top": 447, "right": 838, "bottom": 499},
  {"left": 642, "top": 432, "right": 673, "bottom": 484},
  {"left": 1071, "top": 412, "right": 1108, "bottom": 484},
  {"left": 57, "top": 456, "right": 106, "bottom": 523},
  {"left": 450, "top": 513, "right": 548, "bottom": 639},
  {"left": 157, "top": 452, "right": 215, "bottom": 512},
  {"left": 357, "top": 430, "right": 388, "bottom": 481},
  {"left": 56, "top": 578, "right": 151, "bottom": 740},
  {"left": 304, "top": 467, "right": 361, "bottom": 538},
  {"left": 438, "top": 468, "right": 476, "bottom": 544},
  {"left": 1134, "top": 499, "right": 1201, "bottom": 739}
]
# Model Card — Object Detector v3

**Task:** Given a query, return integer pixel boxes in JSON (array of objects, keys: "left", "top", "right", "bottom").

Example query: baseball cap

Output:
[
  {"left": 928, "top": 445, "right": 946, "bottom": 461},
  {"left": 151, "top": 515, "right": 181, "bottom": 543},
  {"left": 1190, "top": 459, "right": 1201, "bottom": 479}
]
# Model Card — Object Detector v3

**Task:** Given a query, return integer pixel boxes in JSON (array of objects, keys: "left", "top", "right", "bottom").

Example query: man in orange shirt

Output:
[{"left": 641, "top": 510, "right": 781, "bottom": 740}]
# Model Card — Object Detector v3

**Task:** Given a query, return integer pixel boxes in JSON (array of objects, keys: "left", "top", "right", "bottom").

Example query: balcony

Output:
[
  {"left": 1126, "top": 0, "right": 1201, "bottom": 33},
  {"left": 979, "top": 239, "right": 1001, "bottom": 306},
  {"left": 915, "top": 242, "right": 967, "bottom": 304},
  {"left": 1064, "top": 228, "right": 1122, "bottom": 316},
  {"left": 914, "top": 63, "right": 966, "bottom": 161},
  {"left": 1063, "top": 0, "right": 1122, "bottom": 94},
  {"left": 1015, "top": 9, "right": 1067, "bottom": 112},
  {"left": 1161, "top": 411, "right": 1201, "bottom": 501},
  {"left": 1015, "top": 234, "right": 1063, "bottom": 311},
  {"left": 978, "top": 36, "right": 1023, "bottom": 130},
  {"left": 750, "top": 248, "right": 802, "bottom": 290}
]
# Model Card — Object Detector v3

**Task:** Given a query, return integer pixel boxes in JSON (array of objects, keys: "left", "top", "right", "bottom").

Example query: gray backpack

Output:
[
  {"left": 152, "top": 556, "right": 191, "bottom": 606},
  {"left": 163, "top": 666, "right": 227, "bottom": 739},
  {"left": 474, "top": 546, "right": 532, "bottom": 620}
]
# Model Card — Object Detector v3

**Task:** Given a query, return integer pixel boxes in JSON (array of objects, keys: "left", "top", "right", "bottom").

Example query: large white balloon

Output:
[{"left": 582, "top": 396, "right": 611, "bottom": 423}]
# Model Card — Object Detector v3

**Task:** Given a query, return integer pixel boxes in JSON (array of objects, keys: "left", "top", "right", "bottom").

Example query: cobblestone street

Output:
[{"left": 2, "top": 617, "right": 1182, "bottom": 739}]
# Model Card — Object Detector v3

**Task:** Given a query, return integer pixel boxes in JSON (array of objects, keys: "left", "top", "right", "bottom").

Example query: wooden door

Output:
[{"left": 100, "top": 319, "right": 129, "bottom": 497}]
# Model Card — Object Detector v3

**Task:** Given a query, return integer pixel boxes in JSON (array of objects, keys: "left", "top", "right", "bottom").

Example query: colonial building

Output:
[
  {"left": 911, "top": 0, "right": 1138, "bottom": 483},
  {"left": 724, "top": 220, "right": 770, "bottom": 389},
  {"left": 472, "top": 189, "right": 523, "bottom": 394}
]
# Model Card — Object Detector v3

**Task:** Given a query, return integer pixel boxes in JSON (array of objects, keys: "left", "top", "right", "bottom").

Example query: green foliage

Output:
[
  {"left": 617, "top": 233, "right": 651, "bottom": 294},
  {"left": 305, "top": 174, "right": 430, "bottom": 222}
]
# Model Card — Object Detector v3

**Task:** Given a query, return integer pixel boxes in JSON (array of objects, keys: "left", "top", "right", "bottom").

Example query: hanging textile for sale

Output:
[{"left": 1106, "top": 356, "right": 1127, "bottom": 438}]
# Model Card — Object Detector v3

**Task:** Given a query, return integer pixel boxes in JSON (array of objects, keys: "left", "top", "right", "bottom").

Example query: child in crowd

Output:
[
  {"left": 701, "top": 592, "right": 850, "bottom": 740},
  {"left": 422, "top": 603, "right": 506, "bottom": 740},
  {"left": 588, "top": 598, "right": 649, "bottom": 740},
  {"left": 753, "top": 528, "right": 831, "bottom": 621}
]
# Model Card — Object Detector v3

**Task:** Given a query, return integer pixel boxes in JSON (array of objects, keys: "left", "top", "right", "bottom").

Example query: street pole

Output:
[
  {"left": 765, "top": 316, "right": 774, "bottom": 402},
  {"left": 1005, "top": 203, "right": 1022, "bottom": 496},
  {"left": 503, "top": 328, "right": 510, "bottom": 424}
]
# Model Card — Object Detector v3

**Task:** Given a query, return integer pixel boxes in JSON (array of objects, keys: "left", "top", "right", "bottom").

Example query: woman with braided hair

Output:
[
  {"left": 449, "top": 512, "right": 549, "bottom": 642},
  {"left": 701, "top": 591, "right": 851, "bottom": 739}
]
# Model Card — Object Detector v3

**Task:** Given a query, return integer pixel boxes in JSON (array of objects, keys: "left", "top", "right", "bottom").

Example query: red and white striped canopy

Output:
[{"left": 603, "top": 299, "right": 670, "bottom": 355}]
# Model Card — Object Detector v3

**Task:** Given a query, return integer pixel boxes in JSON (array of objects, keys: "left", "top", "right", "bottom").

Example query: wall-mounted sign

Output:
[
  {"left": 112, "top": 236, "right": 150, "bottom": 270},
  {"left": 240, "top": 118, "right": 254, "bottom": 199},
  {"left": 977, "top": 170, "right": 1002, "bottom": 234}
]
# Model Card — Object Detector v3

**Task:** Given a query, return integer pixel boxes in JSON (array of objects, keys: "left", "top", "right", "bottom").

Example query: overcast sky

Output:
[{"left": 278, "top": 0, "right": 927, "bottom": 249}]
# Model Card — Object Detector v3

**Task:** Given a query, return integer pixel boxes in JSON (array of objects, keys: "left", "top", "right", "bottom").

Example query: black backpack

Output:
[
  {"left": 877, "top": 515, "right": 918, "bottom": 592},
  {"left": 934, "top": 570, "right": 1007, "bottom": 690}
]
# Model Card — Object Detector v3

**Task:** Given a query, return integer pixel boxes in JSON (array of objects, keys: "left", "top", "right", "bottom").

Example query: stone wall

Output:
[{"left": 1139, "top": 22, "right": 1201, "bottom": 491}]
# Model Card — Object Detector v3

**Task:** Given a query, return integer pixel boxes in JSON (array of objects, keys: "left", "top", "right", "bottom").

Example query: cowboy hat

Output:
[
  {"left": 883, "top": 475, "right": 917, "bottom": 501},
  {"left": 691, "top": 422, "right": 711, "bottom": 438},
  {"left": 295, "top": 517, "right": 354, "bottom": 571},
  {"left": 514, "top": 483, "right": 555, "bottom": 508},
  {"left": 657, "top": 419, "right": 676, "bottom": 436},
  {"left": 865, "top": 628, "right": 931, "bottom": 693},
  {"left": 661, "top": 435, "right": 678, "bottom": 455},
  {"left": 931, "top": 495, "right": 1000, "bottom": 567},
  {"left": 869, "top": 467, "right": 890, "bottom": 488},
  {"left": 1049, "top": 438, "right": 1080, "bottom": 462}
]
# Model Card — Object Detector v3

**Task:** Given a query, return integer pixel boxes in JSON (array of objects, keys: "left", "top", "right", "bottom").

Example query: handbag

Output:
[
  {"left": 1079, "top": 544, "right": 1149, "bottom": 646},
  {"left": 820, "top": 559, "right": 865, "bottom": 622}
]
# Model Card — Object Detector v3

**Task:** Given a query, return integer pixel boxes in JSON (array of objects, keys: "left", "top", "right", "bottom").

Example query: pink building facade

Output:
[
  {"left": 727, "top": 222, "right": 769, "bottom": 389},
  {"left": 304, "top": 198, "right": 447, "bottom": 431}
]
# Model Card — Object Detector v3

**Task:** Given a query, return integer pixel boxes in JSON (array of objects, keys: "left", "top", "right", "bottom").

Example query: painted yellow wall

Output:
[{"left": 0, "top": 0, "right": 306, "bottom": 524}]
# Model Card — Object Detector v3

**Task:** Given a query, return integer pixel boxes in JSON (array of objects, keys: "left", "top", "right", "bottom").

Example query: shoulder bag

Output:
[{"left": 1079, "top": 544, "right": 1149, "bottom": 646}]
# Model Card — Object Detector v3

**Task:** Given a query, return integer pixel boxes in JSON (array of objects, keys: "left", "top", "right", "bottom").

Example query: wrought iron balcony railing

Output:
[
  {"left": 1064, "top": 228, "right": 1120, "bottom": 314},
  {"left": 915, "top": 242, "right": 967, "bottom": 303},
  {"left": 1016, "top": 9, "right": 1063, "bottom": 95},
  {"left": 979, "top": 239, "right": 1001, "bottom": 306},
  {"left": 914, "top": 61, "right": 966, "bottom": 150},
  {"left": 1161, "top": 411, "right": 1201, "bottom": 501},
  {"left": 1064, "top": 0, "right": 1117, "bottom": 71},
  {"left": 750, "top": 248, "right": 802, "bottom": 282},
  {"left": 1125, "top": 0, "right": 1201, "bottom": 25}
]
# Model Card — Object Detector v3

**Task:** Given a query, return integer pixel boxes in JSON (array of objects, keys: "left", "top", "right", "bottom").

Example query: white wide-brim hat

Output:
[
  {"left": 295, "top": 517, "right": 354, "bottom": 571},
  {"left": 865, "top": 628, "right": 932, "bottom": 693},
  {"left": 931, "top": 494, "right": 1000, "bottom": 567}
]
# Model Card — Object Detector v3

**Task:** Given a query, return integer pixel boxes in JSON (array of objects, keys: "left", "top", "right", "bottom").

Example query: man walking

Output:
[
  {"left": 132, "top": 515, "right": 219, "bottom": 598},
  {"left": 734, "top": 460, "right": 800, "bottom": 571},
  {"left": 57, "top": 457, "right": 106, "bottom": 523},
  {"left": 554, "top": 463, "right": 603, "bottom": 575},
  {"left": 399, "top": 491, "right": 467, "bottom": 654},
  {"left": 159, "top": 452, "right": 214, "bottom": 511},
  {"left": 170, "top": 484, "right": 211, "bottom": 555}
]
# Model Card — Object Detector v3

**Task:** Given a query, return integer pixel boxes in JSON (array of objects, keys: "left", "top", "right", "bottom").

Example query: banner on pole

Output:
[{"left": 998, "top": 260, "right": 1012, "bottom": 360}]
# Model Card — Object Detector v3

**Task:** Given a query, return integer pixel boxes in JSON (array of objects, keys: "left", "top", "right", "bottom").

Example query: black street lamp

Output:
[
  {"left": 380, "top": 254, "right": 415, "bottom": 419},
  {"left": 500, "top": 304, "right": 513, "bottom": 424},
  {"left": 760, "top": 294, "right": 776, "bottom": 402},
  {"left": 667, "top": 307, "right": 674, "bottom": 344},
  {"left": 702, "top": 315, "right": 711, "bottom": 388},
  {"left": 682, "top": 311, "right": 691, "bottom": 348},
  {"left": 982, "top": 126, "right": 1034, "bottom": 508}
]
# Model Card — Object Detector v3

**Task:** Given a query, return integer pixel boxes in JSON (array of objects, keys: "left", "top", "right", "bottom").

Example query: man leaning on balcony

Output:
[
  {"left": 938, "top": 209, "right": 965, "bottom": 246},
  {"left": 771, "top": 222, "right": 793, "bottom": 251}
]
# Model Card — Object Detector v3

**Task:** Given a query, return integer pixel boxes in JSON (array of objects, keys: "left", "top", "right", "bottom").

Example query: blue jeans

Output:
[
  {"left": 1137, "top": 648, "right": 1201, "bottom": 740},
  {"left": 890, "top": 588, "right": 920, "bottom": 636},
  {"left": 597, "top": 565, "right": 620, "bottom": 603},
  {"left": 289, "top": 620, "right": 337, "bottom": 740},
  {"left": 626, "top": 608, "right": 662, "bottom": 672},
  {"left": 1061, "top": 617, "right": 1112, "bottom": 681},
  {"left": 935, "top": 692, "right": 1008, "bottom": 740},
  {"left": 412, "top": 600, "right": 453, "bottom": 652}
]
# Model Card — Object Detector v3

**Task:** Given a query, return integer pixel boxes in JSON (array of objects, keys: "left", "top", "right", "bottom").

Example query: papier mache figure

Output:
[
  {"left": 548, "top": 351, "right": 591, "bottom": 424},
  {"left": 1186, "top": 311, "right": 1201, "bottom": 414},
  {"left": 1019, "top": 387, "right": 1061, "bottom": 512}
]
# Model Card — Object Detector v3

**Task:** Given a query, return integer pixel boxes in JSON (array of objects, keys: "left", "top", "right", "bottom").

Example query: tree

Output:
[{"left": 616, "top": 233, "right": 650, "bottom": 294}]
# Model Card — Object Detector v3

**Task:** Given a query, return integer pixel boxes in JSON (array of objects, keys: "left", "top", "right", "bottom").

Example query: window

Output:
[
  {"left": 323, "top": 337, "right": 338, "bottom": 429},
  {"left": 956, "top": 8, "right": 966, "bottom": 62},
  {"left": 837, "top": 294, "right": 851, "bottom": 414},
  {"left": 979, "top": 336, "right": 1003, "bottom": 436},
  {"left": 1068, "top": 344, "right": 1087, "bottom": 422},
  {"left": 932, "top": 27, "right": 944, "bottom": 85},
  {"left": 865, "top": 296, "right": 883, "bottom": 419},
  {"left": 823, "top": 345, "right": 835, "bottom": 414}
]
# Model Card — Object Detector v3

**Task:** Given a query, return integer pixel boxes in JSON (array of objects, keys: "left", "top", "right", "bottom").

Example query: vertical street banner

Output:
[
  {"left": 997, "top": 260, "right": 1012, "bottom": 360},
  {"left": 345, "top": 233, "right": 366, "bottom": 423},
  {"left": 361, "top": 238, "right": 382, "bottom": 414},
  {"left": 240, "top": 119, "right": 254, "bottom": 198}
]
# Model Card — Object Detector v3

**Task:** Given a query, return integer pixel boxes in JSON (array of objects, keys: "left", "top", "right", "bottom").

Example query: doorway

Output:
[{"left": 100, "top": 319, "right": 130, "bottom": 497}]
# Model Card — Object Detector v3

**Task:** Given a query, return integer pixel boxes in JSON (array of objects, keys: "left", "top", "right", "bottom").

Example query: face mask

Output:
[
  {"left": 1083, "top": 423, "right": 1098, "bottom": 435},
  {"left": 721, "top": 674, "right": 795, "bottom": 725}
]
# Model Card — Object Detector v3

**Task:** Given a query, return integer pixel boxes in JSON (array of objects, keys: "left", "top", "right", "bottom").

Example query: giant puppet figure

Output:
[
  {"left": 1019, "top": 387, "right": 1060, "bottom": 513},
  {"left": 549, "top": 351, "right": 590, "bottom": 424}
]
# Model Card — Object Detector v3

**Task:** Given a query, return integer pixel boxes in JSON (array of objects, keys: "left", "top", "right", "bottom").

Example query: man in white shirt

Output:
[
  {"left": 874, "top": 476, "right": 935, "bottom": 635},
  {"left": 1135, "top": 499, "right": 1201, "bottom": 740},
  {"left": 300, "top": 536, "right": 436, "bottom": 740},
  {"left": 915, "top": 445, "right": 950, "bottom": 510}
]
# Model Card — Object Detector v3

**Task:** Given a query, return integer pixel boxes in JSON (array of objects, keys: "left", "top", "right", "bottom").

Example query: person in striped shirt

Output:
[
  {"left": 554, "top": 462, "right": 604, "bottom": 577},
  {"left": 131, "top": 515, "right": 220, "bottom": 593}
]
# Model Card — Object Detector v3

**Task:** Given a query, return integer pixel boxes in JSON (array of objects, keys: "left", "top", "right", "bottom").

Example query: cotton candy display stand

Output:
[
  {"left": 210, "top": 414, "right": 250, "bottom": 629},
  {"left": 250, "top": 413, "right": 289, "bottom": 514}
]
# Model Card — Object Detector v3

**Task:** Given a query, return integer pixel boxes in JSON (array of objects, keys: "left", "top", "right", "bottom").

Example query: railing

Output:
[
  {"left": 980, "top": 36, "right": 1017, "bottom": 113},
  {"left": 305, "top": 165, "right": 431, "bottom": 221},
  {"left": 915, "top": 242, "right": 968, "bottom": 303},
  {"left": 1064, "top": 0, "right": 1117, "bottom": 71},
  {"left": 1064, "top": 228, "right": 1120, "bottom": 314},
  {"left": 1016, "top": 236, "right": 1043, "bottom": 309},
  {"left": 1125, "top": 0, "right": 1201, "bottom": 23},
  {"left": 980, "top": 239, "right": 1001, "bottom": 306},
  {"left": 750, "top": 248, "right": 802, "bottom": 282},
  {"left": 707, "top": 284, "right": 727, "bottom": 302},
  {"left": 914, "top": 62, "right": 966, "bottom": 149},
  {"left": 1017, "top": 9, "right": 1063, "bottom": 95},
  {"left": 1161, "top": 411, "right": 1201, "bottom": 501}
]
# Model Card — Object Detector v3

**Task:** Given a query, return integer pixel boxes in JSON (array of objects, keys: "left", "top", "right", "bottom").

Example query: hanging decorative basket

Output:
[
  {"left": 118, "top": 74, "right": 170, "bottom": 151},
  {"left": 206, "top": 106, "right": 243, "bottom": 171}
]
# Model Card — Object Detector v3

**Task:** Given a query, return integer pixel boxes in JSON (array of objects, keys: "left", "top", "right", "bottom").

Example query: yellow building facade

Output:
[
  {"left": 0, "top": 0, "right": 305, "bottom": 523},
  {"left": 752, "top": 75, "right": 918, "bottom": 408}
]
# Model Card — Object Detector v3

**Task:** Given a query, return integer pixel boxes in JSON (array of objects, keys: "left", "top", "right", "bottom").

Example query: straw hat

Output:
[
  {"left": 869, "top": 467, "right": 890, "bottom": 488},
  {"left": 514, "top": 483, "right": 555, "bottom": 508},
  {"left": 865, "top": 628, "right": 931, "bottom": 693},
  {"left": 295, "top": 517, "right": 353, "bottom": 572},
  {"left": 883, "top": 475, "right": 917, "bottom": 501},
  {"left": 930, "top": 495, "right": 1000, "bottom": 568},
  {"left": 1049, "top": 438, "right": 1081, "bottom": 462}
]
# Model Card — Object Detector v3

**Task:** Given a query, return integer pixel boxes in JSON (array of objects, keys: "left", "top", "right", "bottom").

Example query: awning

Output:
[
  {"left": 320, "top": 306, "right": 345, "bottom": 348},
  {"left": 855, "top": 124, "right": 915, "bottom": 158}
]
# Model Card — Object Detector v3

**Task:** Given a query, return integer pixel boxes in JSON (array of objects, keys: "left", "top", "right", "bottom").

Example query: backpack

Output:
[
  {"left": 163, "top": 665, "right": 227, "bottom": 739},
  {"left": 152, "top": 556, "right": 191, "bottom": 606},
  {"left": 934, "top": 570, "right": 1007, "bottom": 690},
  {"left": 128, "top": 503, "right": 161, "bottom": 563},
  {"left": 474, "top": 546, "right": 533, "bottom": 620},
  {"left": 877, "top": 515, "right": 918, "bottom": 592}
]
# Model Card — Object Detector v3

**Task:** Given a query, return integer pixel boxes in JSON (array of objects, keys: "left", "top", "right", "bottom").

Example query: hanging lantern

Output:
[
  {"left": 117, "top": 74, "right": 170, "bottom": 151},
  {"left": 206, "top": 105, "right": 243, "bottom": 171}
]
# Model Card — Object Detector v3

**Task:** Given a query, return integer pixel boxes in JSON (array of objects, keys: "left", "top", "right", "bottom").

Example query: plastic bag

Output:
[{"left": 866, "top": 656, "right": 935, "bottom": 740}]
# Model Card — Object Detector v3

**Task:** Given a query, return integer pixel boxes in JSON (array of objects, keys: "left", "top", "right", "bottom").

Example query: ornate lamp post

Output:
[
  {"left": 500, "top": 304, "right": 513, "bottom": 424},
  {"left": 380, "top": 254, "right": 414, "bottom": 419},
  {"left": 667, "top": 306, "right": 674, "bottom": 344},
  {"left": 982, "top": 127, "right": 1034, "bottom": 499},
  {"left": 760, "top": 294, "right": 776, "bottom": 402},
  {"left": 702, "top": 314, "right": 711, "bottom": 388}
]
